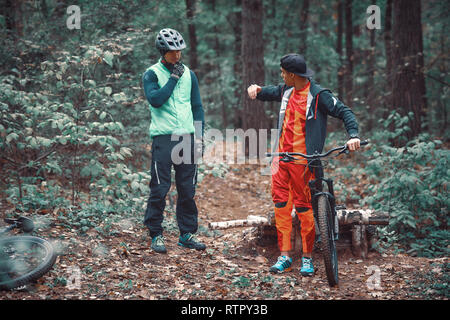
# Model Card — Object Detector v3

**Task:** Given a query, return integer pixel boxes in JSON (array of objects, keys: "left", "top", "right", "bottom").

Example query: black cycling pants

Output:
[{"left": 144, "top": 134, "right": 199, "bottom": 238}]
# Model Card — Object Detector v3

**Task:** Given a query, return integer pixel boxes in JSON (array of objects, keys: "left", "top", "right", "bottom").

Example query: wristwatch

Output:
[{"left": 348, "top": 133, "right": 360, "bottom": 139}]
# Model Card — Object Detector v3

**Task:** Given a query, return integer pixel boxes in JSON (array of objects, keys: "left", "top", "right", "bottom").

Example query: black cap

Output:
[{"left": 280, "top": 54, "right": 314, "bottom": 78}]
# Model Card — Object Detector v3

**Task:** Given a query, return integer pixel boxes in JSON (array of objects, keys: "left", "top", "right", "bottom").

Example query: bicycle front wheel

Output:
[
  {"left": 317, "top": 195, "right": 339, "bottom": 287},
  {"left": 0, "top": 236, "right": 56, "bottom": 290}
]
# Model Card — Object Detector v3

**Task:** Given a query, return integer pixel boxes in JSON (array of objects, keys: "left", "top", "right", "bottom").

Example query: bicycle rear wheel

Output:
[
  {"left": 317, "top": 195, "right": 339, "bottom": 287},
  {"left": 0, "top": 236, "right": 56, "bottom": 290}
]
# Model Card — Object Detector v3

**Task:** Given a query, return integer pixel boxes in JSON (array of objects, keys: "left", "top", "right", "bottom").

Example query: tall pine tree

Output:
[{"left": 392, "top": 0, "right": 427, "bottom": 139}]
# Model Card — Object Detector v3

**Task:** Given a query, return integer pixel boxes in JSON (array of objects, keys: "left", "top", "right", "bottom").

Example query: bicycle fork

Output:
[{"left": 309, "top": 178, "right": 339, "bottom": 241}]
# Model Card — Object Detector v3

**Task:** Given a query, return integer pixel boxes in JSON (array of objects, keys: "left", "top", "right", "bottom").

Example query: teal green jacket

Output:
[{"left": 142, "top": 59, "right": 204, "bottom": 138}]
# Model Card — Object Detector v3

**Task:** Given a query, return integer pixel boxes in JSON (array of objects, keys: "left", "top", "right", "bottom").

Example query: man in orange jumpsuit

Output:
[{"left": 248, "top": 54, "right": 361, "bottom": 276}]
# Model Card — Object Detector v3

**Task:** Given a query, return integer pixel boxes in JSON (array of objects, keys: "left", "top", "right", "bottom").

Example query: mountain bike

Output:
[
  {"left": 268, "top": 140, "right": 368, "bottom": 287},
  {"left": 0, "top": 216, "right": 56, "bottom": 290}
]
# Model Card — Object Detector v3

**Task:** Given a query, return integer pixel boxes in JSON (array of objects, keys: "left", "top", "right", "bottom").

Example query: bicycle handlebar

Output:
[{"left": 266, "top": 140, "right": 369, "bottom": 160}]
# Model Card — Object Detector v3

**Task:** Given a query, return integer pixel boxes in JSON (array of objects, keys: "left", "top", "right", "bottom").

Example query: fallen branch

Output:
[
  {"left": 209, "top": 215, "right": 269, "bottom": 230},
  {"left": 337, "top": 209, "right": 389, "bottom": 226},
  {"left": 209, "top": 209, "right": 389, "bottom": 260},
  {"left": 208, "top": 209, "right": 389, "bottom": 230}
]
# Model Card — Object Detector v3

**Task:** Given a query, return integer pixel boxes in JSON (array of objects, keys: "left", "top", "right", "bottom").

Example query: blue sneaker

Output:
[
  {"left": 151, "top": 235, "right": 167, "bottom": 254},
  {"left": 178, "top": 233, "right": 206, "bottom": 251},
  {"left": 300, "top": 257, "right": 314, "bottom": 276},
  {"left": 269, "top": 256, "right": 292, "bottom": 273}
]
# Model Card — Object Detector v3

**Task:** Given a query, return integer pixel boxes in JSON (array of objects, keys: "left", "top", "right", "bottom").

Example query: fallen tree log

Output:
[
  {"left": 208, "top": 215, "right": 269, "bottom": 230},
  {"left": 209, "top": 209, "right": 389, "bottom": 259},
  {"left": 337, "top": 210, "right": 389, "bottom": 226},
  {"left": 208, "top": 209, "right": 389, "bottom": 230}
]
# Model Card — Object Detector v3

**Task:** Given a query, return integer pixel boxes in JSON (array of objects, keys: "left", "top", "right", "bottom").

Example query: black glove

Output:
[{"left": 171, "top": 62, "right": 185, "bottom": 79}]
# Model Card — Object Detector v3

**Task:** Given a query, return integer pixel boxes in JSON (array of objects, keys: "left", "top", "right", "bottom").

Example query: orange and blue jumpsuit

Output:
[
  {"left": 272, "top": 82, "right": 315, "bottom": 253},
  {"left": 256, "top": 79, "right": 359, "bottom": 254}
]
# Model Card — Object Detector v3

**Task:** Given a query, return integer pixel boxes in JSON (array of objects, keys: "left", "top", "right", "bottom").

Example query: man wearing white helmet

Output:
[{"left": 142, "top": 28, "right": 205, "bottom": 254}]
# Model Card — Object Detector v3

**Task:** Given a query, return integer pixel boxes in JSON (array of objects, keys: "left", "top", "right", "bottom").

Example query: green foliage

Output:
[
  {"left": 232, "top": 275, "right": 252, "bottom": 288},
  {"left": 362, "top": 112, "right": 449, "bottom": 257},
  {"left": 5, "top": 179, "right": 69, "bottom": 213},
  {"left": 0, "top": 38, "right": 150, "bottom": 234},
  {"left": 407, "top": 262, "right": 450, "bottom": 299},
  {"left": 1, "top": 0, "right": 448, "bottom": 245}
]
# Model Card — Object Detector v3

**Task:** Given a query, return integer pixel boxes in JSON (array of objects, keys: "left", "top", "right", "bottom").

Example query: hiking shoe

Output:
[
  {"left": 151, "top": 235, "right": 167, "bottom": 254},
  {"left": 269, "top": 256, "right": 292, "bottom": 274},
  {"left": 178, "top": 233, "right": 206, "bottom": 251},
  {"left": 300, "top": 257, "right": 314, "bottom": 276}
]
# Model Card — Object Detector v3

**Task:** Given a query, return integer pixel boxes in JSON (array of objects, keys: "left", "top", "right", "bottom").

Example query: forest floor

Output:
[{"left": 1, "top": 159, "right": 448, "bottom": 301}]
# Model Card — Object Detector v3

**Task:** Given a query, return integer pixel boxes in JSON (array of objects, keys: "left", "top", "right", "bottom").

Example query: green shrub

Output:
[
  {"left": 363, "top": 112, "right": 449, "bottom": 257},
  {"left": 0, "top": 40, "right": 150, "bottom": 235}
]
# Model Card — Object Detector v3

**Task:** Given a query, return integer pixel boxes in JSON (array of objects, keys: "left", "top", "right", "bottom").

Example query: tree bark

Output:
[
  {"left": 40, "top": 0, "right": 48, "bottom": 18},
  {"left": 232, "top": 0, "right": 243, "bottom": 128},
  {"left": 344, "top": 0, "right": 353, "bottom": 108},
  {"left": 365, "top": 28, "right": 376, "bottom": 131},
  {"left": 4, "top": 0, "right": 23, "bottom": 36},
  {"left": 392, "top": 0, "right": 427, "bottom": 139},
  {"left": 384, "top": 0, "right": 393, "bottom": 115},
  {"left": 299, "top": 0, "right": 310, "bottom": 55},
  {"left": 268, "top": 0, "right": 280, "bottom": 128},
  {"left": 185, "top": 0, "right": 198, "bottom": 72},
  {"left": 438, "top": 19, "right": 447, "bottom": 134},
  {"left": 210, "top": 0, "right": 228, "bottom": 128},
  {"left": 337, "top": 0, "right": 345, "bottom": 100},
  {"left": 392, "top": 0, "right": 427, "bottom": 140},
  {"left": 241, "top": 0, "right": 267, "bottom": 154}
]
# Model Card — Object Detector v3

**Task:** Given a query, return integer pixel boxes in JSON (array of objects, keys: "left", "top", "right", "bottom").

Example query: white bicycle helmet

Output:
[{"left": 155, "top": 28, "right": 186, "bottom": 53}]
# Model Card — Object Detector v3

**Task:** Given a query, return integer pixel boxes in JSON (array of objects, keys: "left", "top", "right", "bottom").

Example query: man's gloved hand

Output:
[{"left": 171, "top": 62, "right": 185, "bottom": 79}]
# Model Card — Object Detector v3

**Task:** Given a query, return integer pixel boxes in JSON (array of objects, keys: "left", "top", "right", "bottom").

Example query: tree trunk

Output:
[
  {"left": 4, "top": 0, "right": 23, "bottom": 36},
  {"left": 384, "top": 0, "right": 393, "bottom": 116},
  {"left": 185, "top": 0, "right": 198, "bottom": 72},
  {"left": 299, "top": 0, "right": 310, "bottom": 55},
  {"left": 40, "top": 0, "right": 48, "bottom": 18},
  {"left": 344, "top": 0, "right": 353, "bottom": 108},
  {"left": 268, "top": 0, "right": 279, "bottom": 128},
  {"left": 365, "top": 28, "right": 376, "bottom": 131},
  {"left": 210, "top": 0, "right": 228, "bottom": 128},
  {"left": 337, "top": 0, "right": 345, "bottom": 100},
  {"left": 232, "top": 0, "right": 243, "bottom": 128},
  {"left": 392, "top": 0, "right": 427, "bottom": 139},
  {"left": 438, "top": 20, "right": 447, "bottom": 135},
  {"left": 241, "top": 0, "right": 267, "bottom": 154}
]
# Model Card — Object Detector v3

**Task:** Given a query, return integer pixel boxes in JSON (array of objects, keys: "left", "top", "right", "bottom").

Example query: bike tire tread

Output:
[
  {"left": 317, "top": 195, "right": 339, "bottom": 287},
  {"left": 0, "top": 236, "right": 56, "bottom": 290}
]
